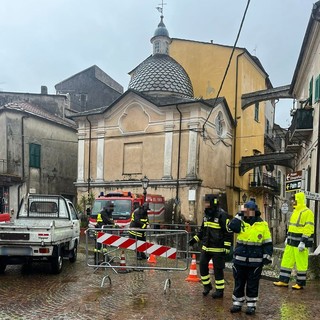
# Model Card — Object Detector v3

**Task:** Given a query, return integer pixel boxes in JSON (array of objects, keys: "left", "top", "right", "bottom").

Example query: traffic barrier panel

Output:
[
  {"left": 185, "top": 254, "right": 200, "bottom": 282},
  {"left": 85, "top": 227, "right": 189, "bottom": 290},
  {"left": 0, "top": 213, "right": 10, "bottom": 223}
]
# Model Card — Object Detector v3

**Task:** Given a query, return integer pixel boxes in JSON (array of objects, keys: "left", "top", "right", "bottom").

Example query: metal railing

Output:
[{"left": 85, "top": 226, "right": 190, "bottom": 291}]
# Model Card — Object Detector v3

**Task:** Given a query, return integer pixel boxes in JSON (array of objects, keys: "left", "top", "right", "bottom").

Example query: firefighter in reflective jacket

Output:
[
  {"left": 94, "top": 202, "right": 115, "bottom": 263},
  {"left": 96, "top": 202, "right": 115, "bottom": 228},
  {"left": 228, "top": 200, "right": 273, "bottom": 316},
  {"left": 189, "top": 194, "right": 233, "bottom": 298},
  {"left": 129, "top": 202, "right": 150, "bottom": 260},
  {"left": 273, "top": 192, "right": 314, "bottom": 290}
]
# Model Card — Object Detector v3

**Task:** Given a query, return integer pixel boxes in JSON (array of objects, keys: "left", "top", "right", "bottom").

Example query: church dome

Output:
[
  {"left": 128, "top": 54, "right": 194, "bottom": 98},
  {"left": 128, "top": 14, "right": 194, "bottom": 98}
]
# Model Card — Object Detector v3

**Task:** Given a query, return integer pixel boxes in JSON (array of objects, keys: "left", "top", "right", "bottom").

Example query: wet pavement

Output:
[{"left": 0, "top": 239, "right": 319, "bottom": 320}]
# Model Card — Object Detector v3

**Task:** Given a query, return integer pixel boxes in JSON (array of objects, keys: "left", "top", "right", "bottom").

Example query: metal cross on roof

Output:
[{"left": 156, "top": 0, "right": 167, "bottom": 15}]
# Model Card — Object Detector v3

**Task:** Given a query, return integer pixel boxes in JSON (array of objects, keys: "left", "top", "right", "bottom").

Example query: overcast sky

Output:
[{"left": 0, "top": 0, "right": 316, "bottom": 127}]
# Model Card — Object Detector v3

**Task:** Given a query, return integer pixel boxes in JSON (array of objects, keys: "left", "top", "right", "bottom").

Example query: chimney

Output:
[{"left": 41, "top": 86, "right": 48, "bottom": 95}]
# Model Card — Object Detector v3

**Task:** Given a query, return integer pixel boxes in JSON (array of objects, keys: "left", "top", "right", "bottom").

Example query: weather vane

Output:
[{"left": 156, "top": 0, "right": 167, "bottom": 15}]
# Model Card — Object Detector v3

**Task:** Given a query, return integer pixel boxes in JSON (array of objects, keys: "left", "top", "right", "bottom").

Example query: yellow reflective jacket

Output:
[
  {"left": 228, "top": 216, "right": 273, "bottom": 267},
  {"left": 129, "top": 207, "right": 149, "bottom": 238},
  {"left": 287, "top": 192, "right": 314, "bottom": 247}
]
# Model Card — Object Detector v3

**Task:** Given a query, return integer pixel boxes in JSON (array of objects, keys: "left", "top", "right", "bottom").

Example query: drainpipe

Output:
[
  {"left": 314, "top": 105, "right": 320, "bottom": 247},
  {"left": 172, "top": 105, "right": 182, "bottom": 224},
  {"left": 232, "top": 51, "right": 246, "bottom": 206},
  {"left": 18, "top": 115, "right": 28, "bottom": 207},
  {"left": 86, "top": 116, "right": 92, "bottom": 196}
]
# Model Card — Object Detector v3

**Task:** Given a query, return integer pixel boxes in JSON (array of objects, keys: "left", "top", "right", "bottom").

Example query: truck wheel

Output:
[
  {"left": 22, "top": 261, "right": 33, "bottom": 274},
  {"left": 51, "top": 253, "right": 63, "bottom": 274},
  {"left": 69, "top": 243, "right": 78, "bottom": 263},
  {"left": 0, "top": 262, "right": 6, "bottom": 274}
]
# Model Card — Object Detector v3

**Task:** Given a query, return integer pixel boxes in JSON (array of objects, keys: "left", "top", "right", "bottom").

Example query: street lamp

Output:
[{"left": 141, "top": 175, "right": 149, "bottom": 201}]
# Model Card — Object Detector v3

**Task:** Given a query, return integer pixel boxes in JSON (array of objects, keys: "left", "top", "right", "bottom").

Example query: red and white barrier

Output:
[
  {"left": 96, "top": 232, "right": 177, "bottom": 259},
  {"left": 0, "top": 213, "right": 11, "bottom": 223}
]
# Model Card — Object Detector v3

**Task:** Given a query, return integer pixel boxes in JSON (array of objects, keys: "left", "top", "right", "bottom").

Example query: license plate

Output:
[
  {"left": 0, "top": 247, "right": 32, "bottom": 256},
  {"left": 0, "top": 233, "right": 30, "bottom": 240}
]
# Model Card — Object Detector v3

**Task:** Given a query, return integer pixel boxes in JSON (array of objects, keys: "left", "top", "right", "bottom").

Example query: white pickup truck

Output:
[{"left": 0, "top": 194, "right": 80, "bottom": 274}]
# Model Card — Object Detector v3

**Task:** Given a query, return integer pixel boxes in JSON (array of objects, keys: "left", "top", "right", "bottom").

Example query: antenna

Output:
[{"left": 156, "top": 0, "right": 167, "bottom": 15}]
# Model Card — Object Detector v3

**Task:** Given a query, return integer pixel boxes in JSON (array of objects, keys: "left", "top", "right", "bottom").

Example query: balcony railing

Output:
[
  {"left": 0, "top": 159, "right": 21, "bottom": 176},
  {"left": 285, "top": 108, "right": 313, "bottom": 152},
  {"left": 249, "top": 173, "right": 280, "bottom": 195}
]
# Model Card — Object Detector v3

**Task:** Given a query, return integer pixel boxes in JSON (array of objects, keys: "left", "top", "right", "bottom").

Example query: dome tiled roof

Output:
[{"left": 128, "top": 54, "right": 194, "bottom": 98}]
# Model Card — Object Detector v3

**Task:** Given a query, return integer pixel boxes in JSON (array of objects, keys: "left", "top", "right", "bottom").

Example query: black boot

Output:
[
  {"left": 245, "top": 307, "right": 256, "bottom": 315},
  {"left": 211, "top": 289, "right": 224, "bottom": 299},
  {"left": 202, "top": 283, "right": 213, "bottom": 296},
  {"left": 230, "top": 306, "right": 242, "bottom": 313}
]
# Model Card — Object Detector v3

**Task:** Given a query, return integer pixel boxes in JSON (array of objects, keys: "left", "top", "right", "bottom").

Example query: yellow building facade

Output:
[{"left": 170, "top": 39, "right": 270, "bottom": 214}]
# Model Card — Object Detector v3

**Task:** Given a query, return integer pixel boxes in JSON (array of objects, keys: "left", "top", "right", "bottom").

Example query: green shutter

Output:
[
  {"left": 29, "top": 144, "right": 41, "bottom": 168},
  {"left": 309, "top": 77, "right": 313, "bottom": 105},
  {"left": 316, "top": 76, "right": 320, "bottom": 102},
  {"left": 315, "top": 77, "right": 319, "bottom": 102}
]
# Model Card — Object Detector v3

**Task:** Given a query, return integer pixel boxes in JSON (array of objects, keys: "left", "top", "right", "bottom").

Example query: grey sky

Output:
[{"left": 0, "top": 0, "right": 316, "bottom": 127}]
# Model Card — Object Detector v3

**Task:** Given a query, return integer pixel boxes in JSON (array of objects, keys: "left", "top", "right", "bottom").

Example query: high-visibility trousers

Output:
[{"left": 279, "top": 245, "right": 309, "bottom": 286}]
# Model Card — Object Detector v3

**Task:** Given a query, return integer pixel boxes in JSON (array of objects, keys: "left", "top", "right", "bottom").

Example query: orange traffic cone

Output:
[
  {"left": 185, "top": 254, "right": 201, "bottom": 282},
  {"left": 147, "top": 254, "right": 157, "bottom": 264},
  {"left": 209, "top": 259, "right": 214, "bottom": 275},
  {"left": 118, "top": 250, "right": 129, "bottom": 273}
]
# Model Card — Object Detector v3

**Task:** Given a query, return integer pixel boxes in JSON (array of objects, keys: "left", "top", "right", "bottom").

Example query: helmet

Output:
[
  {"left": 142, "top": 202, "right": 150, "bottom": 210},
  {"left": 106, "top": 201, "right": 115, "bottom": 210},
  {"left": 204, "top": 194, "right": 219, "bottom": 208},
  {"left": 244, "top": 200, "right": 257, "bottom": 210}
]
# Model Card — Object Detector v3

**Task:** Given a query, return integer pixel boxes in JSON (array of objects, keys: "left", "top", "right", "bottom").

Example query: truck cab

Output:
[{"left": 89, "top": 191, "right": 165, "bottom": 229}]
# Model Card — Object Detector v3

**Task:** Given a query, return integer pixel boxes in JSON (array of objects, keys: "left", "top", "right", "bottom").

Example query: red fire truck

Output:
[{"left": 88, "top": 191, "right": 165, "bottom": 229}]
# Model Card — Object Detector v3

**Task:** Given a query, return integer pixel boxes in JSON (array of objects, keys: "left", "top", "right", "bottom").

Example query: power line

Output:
[{"left": 202, "top": 0, "right": 251, "bottom": 133}]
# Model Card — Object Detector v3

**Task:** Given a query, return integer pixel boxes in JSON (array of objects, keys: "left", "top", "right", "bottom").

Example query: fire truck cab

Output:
[{"left": 89, "top": 191, "right": 165, "bottom": 230}]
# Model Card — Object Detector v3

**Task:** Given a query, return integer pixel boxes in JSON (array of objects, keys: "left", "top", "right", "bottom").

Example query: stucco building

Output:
[
  {"left": 73, "top": 15, "right": 235, "bottom": 223},
  {"left": 55, "top": 65, "right": 123, "bottom": 112},
  {"left": 169, "top": 38, "right": 281, "bottom": 217},
  {"left": 0, "top": 102, "right": 77, "bottom": 213},
  {"left": 286, "top": 0, "right": 320, "bottom": 247}
]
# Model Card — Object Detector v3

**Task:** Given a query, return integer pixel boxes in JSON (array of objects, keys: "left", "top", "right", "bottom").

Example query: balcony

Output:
[
  {"left": 0, "top": 159, "right": 22, "bottom": 186},
  {"left": 264, "top": 134, "right": 275, "bottom": 153},
  {"left": 285, "top": 108, "right": 313, "bottom": 153},
  {"left": 249, "top": 173, "right": 280, "bottom": 195}
]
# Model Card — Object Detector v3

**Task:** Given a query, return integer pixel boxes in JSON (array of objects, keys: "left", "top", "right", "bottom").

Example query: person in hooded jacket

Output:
[
  {"left": 273, "top": 191, "right": 314, "bottom": 290},
  {"left": 189, "top": 194, "right": 233, "bottom": 299},
  {"left": 94, "top": 201, "right": 115, "bottom": 264},
  {"left": 96, "top": 202, "right": 115, "bottom": 228},
  {"left": 129, "top": 202, "right": 150, "bottom": 260},
  {"left": 228, "top": 200, "right": 273, "bottom": 316}
]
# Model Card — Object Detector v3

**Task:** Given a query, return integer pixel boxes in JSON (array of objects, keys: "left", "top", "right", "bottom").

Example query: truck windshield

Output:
[{"left": 91, "top": 199, "right": 132, "bottom": 219}]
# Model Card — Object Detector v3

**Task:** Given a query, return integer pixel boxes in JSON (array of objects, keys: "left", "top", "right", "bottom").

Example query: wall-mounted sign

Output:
[{"left": 286, "top": 170, "right": 302, "bottom": 193}]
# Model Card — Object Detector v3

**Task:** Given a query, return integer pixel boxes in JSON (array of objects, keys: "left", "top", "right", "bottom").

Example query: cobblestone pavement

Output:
[{"left": 0, "top": 241, "right": 320, "bottom": 320}]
